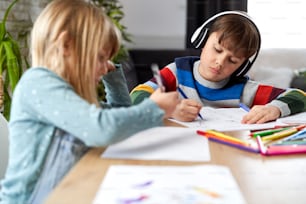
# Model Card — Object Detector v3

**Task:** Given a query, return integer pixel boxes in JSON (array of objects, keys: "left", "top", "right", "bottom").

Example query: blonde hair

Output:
[{"left": 31, "top": 0, "right": 121, "bottom": 105}]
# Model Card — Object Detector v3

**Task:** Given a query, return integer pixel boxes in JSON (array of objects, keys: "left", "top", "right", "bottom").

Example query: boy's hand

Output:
[
  {"left": 241, "top": 105, "right": 281, "bottom": 124},
  {"left": 149, "top": 88, "right": 179, "bottom": 118},
  {"left": 171, "top": 99, "right": 202, "bottom": 122}
]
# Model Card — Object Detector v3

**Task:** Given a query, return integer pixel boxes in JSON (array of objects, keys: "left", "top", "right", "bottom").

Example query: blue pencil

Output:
[
  {"left": 177, "top": 87, "right": 204, "bottom": 120},
  {"left": 279, "top": 129, "right": 306, "bottom": 142},
  {"left": 239, "top": 103, "right": 250, "bottom": 112}
]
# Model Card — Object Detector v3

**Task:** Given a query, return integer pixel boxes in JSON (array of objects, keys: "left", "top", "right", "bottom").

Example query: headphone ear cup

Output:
[
  {"left": 191, "top": 28, "right": 209, "bottom": 49},
  {"left": 233, "top": 60, "right": 251, "bottom": 77}
]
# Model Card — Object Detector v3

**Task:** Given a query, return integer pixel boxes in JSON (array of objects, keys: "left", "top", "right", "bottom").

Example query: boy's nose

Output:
[{"left": 216, "top": 57, "right": 225, "bottom": 68}]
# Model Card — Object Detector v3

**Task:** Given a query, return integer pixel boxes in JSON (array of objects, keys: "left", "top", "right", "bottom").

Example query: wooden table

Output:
[{"left": 45, "top": 120, "right": 306, "bottom": 204}]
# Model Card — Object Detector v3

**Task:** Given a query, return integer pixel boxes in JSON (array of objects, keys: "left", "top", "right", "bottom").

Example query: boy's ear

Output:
[{"left": 57, "top": 31, "right": 73, "bottom": 57}]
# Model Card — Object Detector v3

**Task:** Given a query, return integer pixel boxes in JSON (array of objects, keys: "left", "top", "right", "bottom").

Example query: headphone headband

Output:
[{"left": 190, "top": 11, "right": 261, "bottom": 77}]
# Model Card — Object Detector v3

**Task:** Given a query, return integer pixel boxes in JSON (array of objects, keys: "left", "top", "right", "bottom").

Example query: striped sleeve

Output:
[
  {"left": 252, "top": 84, "right": 306, "bottom": 117},
  {"left": 130, "top": 84, "right": 155, "bottom": 105},
  {"left": 160, "top": 67, "right": 177, "bottom": 92},
  {"left": 130, "top": 66, "right": 178, "bottom": 105},
  {"left": 273, "top": 89, "right": 306, "bottom": 116},
  {"left": 252, "top": 85, "right": 286, "bottom": 105}
]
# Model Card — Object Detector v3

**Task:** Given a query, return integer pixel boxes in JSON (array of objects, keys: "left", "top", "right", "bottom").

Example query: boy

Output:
[{"left": 130, "top": 11, "right": 306, "bottom": 123}]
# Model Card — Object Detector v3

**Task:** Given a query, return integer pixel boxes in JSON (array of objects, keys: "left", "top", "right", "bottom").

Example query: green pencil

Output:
[{"left": 251, "top": 127, "right": 290, "bottom": 137}]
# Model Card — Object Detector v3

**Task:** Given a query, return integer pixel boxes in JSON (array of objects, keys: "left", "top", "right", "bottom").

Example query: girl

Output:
[{"left": 0, "top": 0, "right": 179, "bottom": 203}]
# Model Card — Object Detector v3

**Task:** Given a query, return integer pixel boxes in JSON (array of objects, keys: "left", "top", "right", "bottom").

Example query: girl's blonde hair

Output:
[{"left": 31, "top": 0, "right": 121, "bottom": 105}]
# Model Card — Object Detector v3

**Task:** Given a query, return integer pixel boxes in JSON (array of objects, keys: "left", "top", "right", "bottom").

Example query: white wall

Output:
[
  {"left": 248, "top": 0, "right": 306, "bottom": 48},
  {"left": 1, "top": 0, "right": 187, "bottom": 50},
  {"left": 119, "top": 0, "right": 187, "bottom": 49}
]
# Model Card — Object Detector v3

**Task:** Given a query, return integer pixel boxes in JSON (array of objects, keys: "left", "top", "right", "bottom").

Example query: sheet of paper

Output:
[
  {"left": 171, "top": 107, "right": 281, "bottom": 131},
  {"left": 102, "top": 127, "right": 210, "bottom": 162},
  {"left": 276, "top": 111, "right": 306, "bottom": 124},
  {"left": 93, "top": 165, "right": 246, "bottom": 204}
]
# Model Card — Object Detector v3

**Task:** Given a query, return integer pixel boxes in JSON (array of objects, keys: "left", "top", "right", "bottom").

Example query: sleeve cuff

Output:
[{"left": 269, "top": 100, "right": 291, "bottom": 117}]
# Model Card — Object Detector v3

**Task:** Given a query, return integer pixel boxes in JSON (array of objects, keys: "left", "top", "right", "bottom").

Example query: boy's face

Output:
[{"left": 198, "top": 32, "right": 246, "bottom": 82}]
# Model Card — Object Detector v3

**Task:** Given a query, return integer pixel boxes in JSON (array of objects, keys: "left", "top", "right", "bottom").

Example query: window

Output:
[{"left": 248, "top": 0, "right": 306, "bottom": 48}]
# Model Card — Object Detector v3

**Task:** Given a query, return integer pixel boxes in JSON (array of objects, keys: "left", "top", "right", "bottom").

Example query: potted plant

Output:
[{"left": 0, "top": 0, "right": 23, "bottom": 120}]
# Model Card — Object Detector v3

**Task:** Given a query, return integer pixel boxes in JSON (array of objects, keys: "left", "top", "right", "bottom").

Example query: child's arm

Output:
[
  {"left": 101, "top": 65, "right": 131, "bottom": 108},
  {"left": 271, "top": 89, "right": 306, "bottom": 116},
  {"left": 18, "top": 68, "right": 179, "bottom": 147},
  {"left": 250, "top": 86, "right": 306, "bottom": 117},
  {"left": 241, "top": 83, "right": 306, "bottom": 123}
]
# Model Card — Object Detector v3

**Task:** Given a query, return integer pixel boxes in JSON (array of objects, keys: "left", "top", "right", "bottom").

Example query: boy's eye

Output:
[
  {"left": 229, "top": 59, "right": 237, "bottom": 64},
  {"left": 230, "top": 57, "right": 244, "bottom": 64},
  {"left": 214, "top": 47, "right": 222, "bottom": 53}
]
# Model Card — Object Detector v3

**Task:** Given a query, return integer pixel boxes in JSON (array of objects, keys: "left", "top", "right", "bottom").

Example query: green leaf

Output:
[
  {"left": 3, "top": 41, "right": 21, "bottom": 92},
  {"left": 8, "top": 37, "right": 23, "bottom": 75},
  {"left": 0, "top": 0, "right": 19, "bottom": 41},
  {"left": 0, "top": 43, "right": 6, "bottom": 74},
  {"left": 0, "top": 23, "right": 6, "bottom": 41},
  {"left": 0, "top": 0, "right": 22, "bottom": 120},
  {"left": 3, "top": 85, "right": 11, "bottom": 120},
  {"left": 2, "top": 0, "right": 19, "bottom": 24}
]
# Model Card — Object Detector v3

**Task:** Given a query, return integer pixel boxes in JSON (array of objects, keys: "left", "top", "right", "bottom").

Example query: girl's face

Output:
[
  {"left": 95, "top": 49, "right": 111, "bottom": 84},
  {"left": 198, "top": 32, "right": 246, "bottom": 82}
]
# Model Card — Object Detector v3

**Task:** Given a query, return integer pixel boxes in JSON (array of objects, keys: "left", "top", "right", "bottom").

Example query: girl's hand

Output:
[
  {"left": 241, "top": 105, "right": 281, "bottom": 124},
  {"left": 149, "top": 88, "right": 179, "bottom": 118},
  {"left": 95, "top": 60, "right": 116, "bottom": 85},
  {"left": 171, "top": 99, "right": 202, "bottom": 122},
  {"left": 106, "top": 60, "right": 116, "bottom": 72}
]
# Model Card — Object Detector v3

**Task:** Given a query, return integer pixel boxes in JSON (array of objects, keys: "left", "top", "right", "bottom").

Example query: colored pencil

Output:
[
  {"left": 262, "top": 125, "right": 306, "bottom": 141},
  {"left": 239, "top": 103, "right": 250, "bottom": 112},
  {"left": 251, "top": 127, "right": 290, "bottom": 137}
]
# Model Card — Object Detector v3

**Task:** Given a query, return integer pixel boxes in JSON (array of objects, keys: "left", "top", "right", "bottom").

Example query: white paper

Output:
[
  {"left": 93, "top": 165, "right": 246, "bottom": 204},
  {"left": 276, "top": 111, "right": 306, "bottom": 124},
  {"left": 102, "top": 127, "right": 210, "bottom": 162},
  {"left": 172, "top": 107, "right": 282, "bottom": 131}
]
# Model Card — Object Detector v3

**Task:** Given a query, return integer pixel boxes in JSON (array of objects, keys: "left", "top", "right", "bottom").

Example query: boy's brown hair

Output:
[{"left": 210, "top": 14, "right": 260, "bottom": 59}]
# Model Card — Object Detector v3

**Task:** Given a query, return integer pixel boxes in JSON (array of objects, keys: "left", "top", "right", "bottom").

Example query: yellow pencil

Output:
[
  {"left": 204, "top": 130, "right": 249, "bottom": 146},
  {"left": 262, "top": 125, "right": 306, "bottom": 141}
]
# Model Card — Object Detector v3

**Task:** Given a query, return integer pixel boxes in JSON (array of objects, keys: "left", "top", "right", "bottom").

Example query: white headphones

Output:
[{"left": 190, "top": 11, "right": 261, "bottom": 77}]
